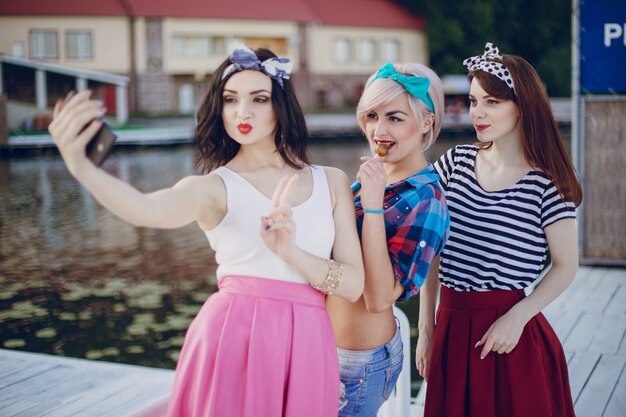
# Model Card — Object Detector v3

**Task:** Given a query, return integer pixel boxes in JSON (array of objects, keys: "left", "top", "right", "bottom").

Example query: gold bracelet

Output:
[{"left": 311, "top": 259, "right": 344, "bottom": 295}]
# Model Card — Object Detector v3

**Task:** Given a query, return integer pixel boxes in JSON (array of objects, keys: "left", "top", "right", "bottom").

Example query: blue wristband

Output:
[{"left": 363, "top": 209, "right": 385, "bottom": 214}]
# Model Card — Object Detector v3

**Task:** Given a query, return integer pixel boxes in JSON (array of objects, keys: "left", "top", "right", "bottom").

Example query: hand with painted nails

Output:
[
  {"left": 260, "top": 174, "right": 299, "bottom": 260},
  {"left": 356, "top": 155, "right": 386, "bottom": 213},
  {"left": 475, "top": 307, "right": 527, "bottom": 359},
  {"left": 48, "top": 90, "right": 106, "bottom": 175}
]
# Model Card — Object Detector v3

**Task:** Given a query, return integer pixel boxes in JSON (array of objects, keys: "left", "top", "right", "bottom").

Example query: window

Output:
[
  {"left": 172, "top": 35, "right": 226, "bottom": 58},
  {"left": 381, "top": 39, "right": 400, "bottom": 62},
  {"left": 66, "top": 31, "right": 93, "bottom": 60},
  {"left": 358, "top": 39, "right": 376, "bottom": 64},
  {"left": 30, "top": 30, "right": 58, "bottom": 60},
  {"left": 333, "top": 38, "right": 352, "bottom": 64}
]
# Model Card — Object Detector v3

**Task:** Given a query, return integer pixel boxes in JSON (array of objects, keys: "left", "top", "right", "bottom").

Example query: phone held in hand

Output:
[{"left": 62, "top": 91, "right": 117, "bottom": 167}]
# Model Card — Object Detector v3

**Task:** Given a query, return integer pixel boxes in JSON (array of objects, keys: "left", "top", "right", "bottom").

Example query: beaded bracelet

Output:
[
  {"left": 363, "top": 208, "right": 385, "bottom": 214},
  {"left": 311, "top": 259, "right": 344, "bottom": 295}
]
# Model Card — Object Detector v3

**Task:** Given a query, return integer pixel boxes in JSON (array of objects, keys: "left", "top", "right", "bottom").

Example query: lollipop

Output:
[{"left": 375, "top": 143, "right": 389, "bottom": 157}]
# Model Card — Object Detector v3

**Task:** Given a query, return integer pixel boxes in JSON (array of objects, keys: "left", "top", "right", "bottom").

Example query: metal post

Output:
[
  {"left": 76, "top": 77, "right": 88, "bottom": 92},
  {"left": 35, "top": 69, "right": 47, "bottom": 110},
  {"left": 116, "top": 85, "right": 128, "bottom": 125},
  {"left": 571, "top": 0, "right": 584, "bottom": 253}
]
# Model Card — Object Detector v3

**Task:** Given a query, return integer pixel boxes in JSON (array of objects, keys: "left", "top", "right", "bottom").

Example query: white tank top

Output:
[{"left": 205, "top": 165, "right": 335, "bottom": 284}]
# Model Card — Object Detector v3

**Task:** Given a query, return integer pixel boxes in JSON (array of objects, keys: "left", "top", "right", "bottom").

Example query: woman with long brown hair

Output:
[{"left": 416, "top": 43, "right": 581, "bottom": 417}]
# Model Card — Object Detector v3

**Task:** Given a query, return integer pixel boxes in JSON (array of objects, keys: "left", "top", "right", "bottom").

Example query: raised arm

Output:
[{"left": 48, "top": 90, "right": 224, "bottom": 230}]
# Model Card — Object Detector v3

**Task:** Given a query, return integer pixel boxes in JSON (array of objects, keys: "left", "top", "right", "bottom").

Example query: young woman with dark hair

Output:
[
  {"left": 49, "top": 45, "right": 364, "bottom": 417},
  {"left": 416, "top": 42, "right": 581, "bottom": 417}
]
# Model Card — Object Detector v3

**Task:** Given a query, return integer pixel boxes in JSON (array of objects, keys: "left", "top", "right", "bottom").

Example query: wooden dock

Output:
[
  {"left": 543, "top": 266, "right": 626, "bottom": 417},
  {"left": 0, "top": 349, "right": 174, "bottom": 417},
  {"left": 0, "top": 266, "right": 624, "bottom": 417}
]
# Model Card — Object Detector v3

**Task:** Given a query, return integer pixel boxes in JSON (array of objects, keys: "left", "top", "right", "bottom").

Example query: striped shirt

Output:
[
  {"left": 352, "top": 164, "right": 450, "bottom": 302},
  {"left": 433, "top": 145, "right": 576, "bottom": 291}
]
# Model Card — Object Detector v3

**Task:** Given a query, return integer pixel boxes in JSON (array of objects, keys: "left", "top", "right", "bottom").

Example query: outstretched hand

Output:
[
  {"left": 260, "top": 174, "right": 299, "bottom": 260},
  {"left": 48, "top": 90, "right": 105, "bottom": 175}
]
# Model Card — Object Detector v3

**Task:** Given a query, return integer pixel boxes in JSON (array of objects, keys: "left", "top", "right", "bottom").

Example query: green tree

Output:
[{"left": 396, "top": 0, "right": 571, "bottom": 96}]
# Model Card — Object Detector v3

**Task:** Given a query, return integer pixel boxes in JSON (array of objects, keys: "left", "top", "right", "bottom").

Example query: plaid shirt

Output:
[{"left": 352, "top": 164, "right": 450, "bottom": 302}]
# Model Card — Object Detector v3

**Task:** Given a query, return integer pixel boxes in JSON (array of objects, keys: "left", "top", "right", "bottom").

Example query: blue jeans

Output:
[{"left": 338, "top": 324, "right": 403, "bottom": 417}]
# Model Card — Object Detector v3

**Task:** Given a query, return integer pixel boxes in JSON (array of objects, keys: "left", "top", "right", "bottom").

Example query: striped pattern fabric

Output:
[
  {"left": 433, "top": 145, "right": 576, "bottom": 291},
  {"left": 352, "top": 164, "right": 450, "bottom": 302}
]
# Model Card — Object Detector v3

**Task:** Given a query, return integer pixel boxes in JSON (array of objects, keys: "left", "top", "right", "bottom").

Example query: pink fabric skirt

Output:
[
  {"left": 424, "top": 286, "right": 575, "bottom": 417},
  {"left": 167, "top": 275, "right": 340, "bottom": 417}
]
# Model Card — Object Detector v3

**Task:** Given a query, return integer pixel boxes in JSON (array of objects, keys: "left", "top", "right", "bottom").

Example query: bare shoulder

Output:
[
  {"left": 173, "top": 173, "right": 224, "bottom": 195},
  {"left": 320, "top": 165, "right": 351, "bottom": 189},
  {"left": 319, "top": 166, "right": 352, "bottom": 208}
]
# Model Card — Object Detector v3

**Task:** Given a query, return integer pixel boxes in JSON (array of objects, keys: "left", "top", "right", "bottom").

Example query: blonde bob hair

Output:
[{"left": 356, "top": 63, "right": 444, "bottom": 151}]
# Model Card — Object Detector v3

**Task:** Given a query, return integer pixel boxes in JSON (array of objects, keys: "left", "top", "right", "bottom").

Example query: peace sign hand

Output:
[{"left": 260, "top": 174, "right": 299, "bottom": 261}]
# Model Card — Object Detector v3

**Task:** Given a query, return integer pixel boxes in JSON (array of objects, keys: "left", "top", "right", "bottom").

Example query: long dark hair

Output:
[
  {"left": 469, "top": 55, "right": 583, "bottom": 206},
  {"left": 195, "top": 48, "right": 310, "bottom": 173}
]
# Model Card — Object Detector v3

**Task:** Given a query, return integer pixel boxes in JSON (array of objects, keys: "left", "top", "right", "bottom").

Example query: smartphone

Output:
[{"left": 62, "top": 91, "right": 117, "bottom": 166}]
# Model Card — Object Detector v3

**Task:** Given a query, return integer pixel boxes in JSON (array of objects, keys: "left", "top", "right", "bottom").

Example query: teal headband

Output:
[{"left": 372, "top": 62, "right": 435, "bottom": 113}]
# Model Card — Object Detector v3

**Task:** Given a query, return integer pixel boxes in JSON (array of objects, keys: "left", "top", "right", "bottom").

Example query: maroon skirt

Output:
[{"left": 424, "top": 286, "right": 575, "bottom": 417}]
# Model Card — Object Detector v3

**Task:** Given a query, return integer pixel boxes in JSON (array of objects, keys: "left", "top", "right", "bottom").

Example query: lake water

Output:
[{"left": 0, "top": 137, "right": 470, "bottom": 378}]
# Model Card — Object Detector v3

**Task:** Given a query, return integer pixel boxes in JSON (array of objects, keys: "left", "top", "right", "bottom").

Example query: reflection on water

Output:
[{"left": 0, "top": 138, "right": 468, "bottom": 371}]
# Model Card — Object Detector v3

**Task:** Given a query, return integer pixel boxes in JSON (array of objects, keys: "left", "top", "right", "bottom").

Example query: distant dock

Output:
[{"left": 2, "top": 99, "right": 572, "bottom": 153}]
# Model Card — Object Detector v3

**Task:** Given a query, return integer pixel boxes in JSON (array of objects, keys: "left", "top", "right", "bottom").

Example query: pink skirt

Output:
[
  {"left": 167, "top": 275, "right": 340, "bottom": 417},
  {"left": 424, "top": 286, "right": 575, "bottom": 417}
]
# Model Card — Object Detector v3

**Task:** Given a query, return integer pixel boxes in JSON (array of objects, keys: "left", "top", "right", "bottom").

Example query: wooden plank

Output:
[
  {"left": 98, "top": 379, "right": 174, "bottom": 417},
  {"left": 588, "top": 315, "right": 626, "bottom": 355},
  {"left": 546, "top": 308, "right": 581, "bottom": 343},
  {"left": 0, "top": 349, "right": 174, "bottom": 417},
  {"left": 605, "top": 286, "right": 626, "bottom": 316},
  {"left": 574, "top": 355, "right": 626, "bottom": 417},
  {"left": 567, "top": 352, "right": 601, "bottom": 402},
  {"left": 1, "top": 367, "right": 101, "bottom": 415},
  {"left": 46, "top": 373, "right": 173, "bottom": 417},
  {"left": 603, "top": 363, "right": 626, "bottom": 417},
  {"left": 563, "top": 313, "right": 603, "bottom": 353},
  {"left": 11, "top": 369, "right": 122, "bottom": 417},
  {"left": 0, "top": 363, "right": 57, "bottom": 390}
]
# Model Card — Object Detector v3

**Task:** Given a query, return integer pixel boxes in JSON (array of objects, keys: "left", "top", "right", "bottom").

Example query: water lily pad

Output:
[
  {"left": 126, "top": 345, "right": 145, "bottom": 354},
  {"left": 35, "top": 328, "right": 57, "bottom": 338},
  {"left": 85, "top": 350, "right": 104, "bottom": 360},
  {"left": 0, "top": 290, "right": 17, "bottom": 300},
  {"left": 59, "top": 312, "right": 77, "bottom": 321},
  {"left": 165, "top": 315, "right": 192, "bottom": 330},
  {"left": 127, "top": 324, "right": 149, "bottom": 336},
  {"left": 113, "top": 304, "right": 126, "bottom": 313},
  {"left": 168, "top": 336, "right": 185, "bottom": 347},
  {"left": 4, "top": 339, "right": 26, "bottom": 348},
  {"left": 167, "top": 350, "right": 180, "bottom": 362},
  {"left": 102, "top": 347, "right": 120, "bottom": 356},
  {"left": 191, "top": 293, "right": 210, "bottom": 304},
  {"left": 175, "top": 304, "right": 201, "bottom": 316}
]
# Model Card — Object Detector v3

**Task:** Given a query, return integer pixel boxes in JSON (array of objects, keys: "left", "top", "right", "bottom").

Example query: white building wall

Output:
[{"left": 0, "top": 16, "right": 130, "bottom": 73}]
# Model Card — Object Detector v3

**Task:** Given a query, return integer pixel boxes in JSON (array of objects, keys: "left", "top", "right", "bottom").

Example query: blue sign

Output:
[{"left": 580, "top": 0, "right": 626, "bottom": 93}]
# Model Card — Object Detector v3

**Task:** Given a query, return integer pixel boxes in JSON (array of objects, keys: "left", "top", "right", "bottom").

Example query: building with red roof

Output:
[{"left": 0, "top": 0, "right": 427, "bottom": 113}]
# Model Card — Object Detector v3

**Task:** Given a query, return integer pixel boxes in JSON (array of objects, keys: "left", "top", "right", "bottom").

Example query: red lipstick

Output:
[
  {"left": 237, "top": 123, "right": 252, "bottom": 134},
  {"left": 474, "top": 124, "right": 489, "bottom": 132}
]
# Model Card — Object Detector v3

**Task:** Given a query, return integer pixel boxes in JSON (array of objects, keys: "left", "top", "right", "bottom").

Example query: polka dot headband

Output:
[{"left": 463, "top": 42, "right": 516, "bottom": 94}]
